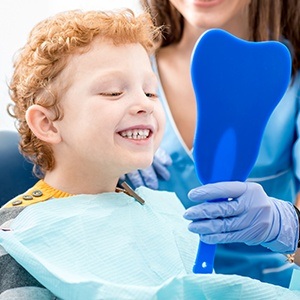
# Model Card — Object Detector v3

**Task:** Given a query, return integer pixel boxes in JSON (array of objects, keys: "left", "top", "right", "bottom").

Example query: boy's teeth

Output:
[{"left": 120, "top": 129, "right": 150, "bottom": 139}]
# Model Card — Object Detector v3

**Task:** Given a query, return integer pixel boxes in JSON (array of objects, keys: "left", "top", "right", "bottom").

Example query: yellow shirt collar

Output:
[{"left": 4, "top": 180, "right": 73, "bottom": 208}]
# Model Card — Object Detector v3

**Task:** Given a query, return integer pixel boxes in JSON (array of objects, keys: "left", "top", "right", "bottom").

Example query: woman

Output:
[{"left": 139, "top": 0, "right": 300, "bottom": 288}]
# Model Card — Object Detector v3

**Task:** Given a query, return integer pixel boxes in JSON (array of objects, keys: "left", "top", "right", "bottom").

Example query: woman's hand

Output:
[{"left": 184, "top": 181, "right": 299, "bottom": 254}]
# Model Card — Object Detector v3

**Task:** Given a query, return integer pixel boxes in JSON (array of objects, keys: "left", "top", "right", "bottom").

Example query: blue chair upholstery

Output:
[{"left": 0, "top": 130, "right": 38, "bottom": 207}]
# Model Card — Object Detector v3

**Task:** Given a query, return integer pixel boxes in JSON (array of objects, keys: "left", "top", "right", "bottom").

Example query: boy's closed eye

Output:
[
  {"left": 97, "top": 91, "right": 158, "bottom": 99},
  {"left": 98, "top": 92, "right": 123, "bottom": 97},
  {"left": 145, "top": 92, "right": 158, "bottom": 99}
]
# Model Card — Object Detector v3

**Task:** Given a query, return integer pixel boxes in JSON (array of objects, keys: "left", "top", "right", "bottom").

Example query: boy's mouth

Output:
[{"left": 118, "top": 129, "right": 151, "bottom": 140}]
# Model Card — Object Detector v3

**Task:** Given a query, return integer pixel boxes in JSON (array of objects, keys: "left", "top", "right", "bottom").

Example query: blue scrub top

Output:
[{"left": 152, "top": 56, "right": 300, "bottom": 287}]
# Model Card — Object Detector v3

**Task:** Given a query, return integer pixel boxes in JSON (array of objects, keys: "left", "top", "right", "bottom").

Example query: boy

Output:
[
  {"left": 0, "top": 9, "right": 299, "bottom": 300},
  {"left": 0, "top": 9, "right": 198, "bottom": 299}
]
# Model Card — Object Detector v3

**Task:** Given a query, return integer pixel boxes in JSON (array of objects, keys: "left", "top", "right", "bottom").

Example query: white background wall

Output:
[{"left": 0, "top": 0, "right": 141, "bottom": 131}]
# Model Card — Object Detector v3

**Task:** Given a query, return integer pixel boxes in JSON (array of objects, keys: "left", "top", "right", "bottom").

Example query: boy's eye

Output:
[
  {"left": 145, "top": 92, "right": 158, "bottom": 98},
  {"left": 99, "top": 92, "right": 122, "bottom": 97}
]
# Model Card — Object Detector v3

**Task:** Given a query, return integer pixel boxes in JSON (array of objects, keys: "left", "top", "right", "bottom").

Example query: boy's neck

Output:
[{"left": 43, "top": 172, "right": 119, "bottom": 195}]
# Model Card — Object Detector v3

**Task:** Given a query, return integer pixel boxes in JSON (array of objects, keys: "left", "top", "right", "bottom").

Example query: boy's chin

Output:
[{"left": 126, "top": 161, "right": 153, "bottom": 174}]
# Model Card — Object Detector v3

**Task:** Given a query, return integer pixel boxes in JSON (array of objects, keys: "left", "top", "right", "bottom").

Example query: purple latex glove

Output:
[
  {"left": 184, "top": 181, "right": 299, "bottom": 254},
  {"left": 120, "top": 148, "right": 172, "bottom": 189}
]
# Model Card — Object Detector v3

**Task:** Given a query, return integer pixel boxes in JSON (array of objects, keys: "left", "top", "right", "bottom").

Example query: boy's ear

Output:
[{"left": 25, "top": 104, "right": 61, "bottom": 144}]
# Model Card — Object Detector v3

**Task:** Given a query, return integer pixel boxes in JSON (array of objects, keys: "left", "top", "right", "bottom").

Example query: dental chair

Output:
[{"left": 0, "top": 130, "right": 38, "bottom": 207}]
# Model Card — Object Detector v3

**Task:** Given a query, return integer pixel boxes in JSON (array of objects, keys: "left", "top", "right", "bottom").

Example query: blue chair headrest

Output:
[{"left": 0, "top": 130, "right": 38, "bottom": 207}]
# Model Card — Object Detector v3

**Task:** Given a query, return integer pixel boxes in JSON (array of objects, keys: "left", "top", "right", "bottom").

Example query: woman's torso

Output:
[{"left": 152, "top": 54, "right": 300, "bottom": 207}]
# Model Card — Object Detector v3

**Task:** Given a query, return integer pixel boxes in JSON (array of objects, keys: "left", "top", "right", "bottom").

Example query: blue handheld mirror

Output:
[{"left": 190, "top": 29, "right": 291, "bottom": 274}]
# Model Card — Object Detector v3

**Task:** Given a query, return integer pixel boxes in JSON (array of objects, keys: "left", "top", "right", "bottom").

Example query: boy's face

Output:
[{"left": 53, "top": 39, "right": 165, "bottom": 179}]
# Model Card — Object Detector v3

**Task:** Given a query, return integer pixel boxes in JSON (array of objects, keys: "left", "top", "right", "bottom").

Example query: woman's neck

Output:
[{"left": 175, "top": 13, "right": 250, "bottom": 58}]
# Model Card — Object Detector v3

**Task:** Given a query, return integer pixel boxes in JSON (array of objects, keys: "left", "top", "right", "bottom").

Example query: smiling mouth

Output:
[{"left": 119, "top": 129, "right": 151, "bottom": 140}]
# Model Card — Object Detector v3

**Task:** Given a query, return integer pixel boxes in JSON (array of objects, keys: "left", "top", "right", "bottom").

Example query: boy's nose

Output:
[{"left": 130, "top": 93, "right": 154, "bottom": 115}]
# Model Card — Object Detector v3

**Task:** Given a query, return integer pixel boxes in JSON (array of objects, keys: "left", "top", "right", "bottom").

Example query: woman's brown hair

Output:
[{"left": 141, "top": 0, "right": 300, "bottom": 77}]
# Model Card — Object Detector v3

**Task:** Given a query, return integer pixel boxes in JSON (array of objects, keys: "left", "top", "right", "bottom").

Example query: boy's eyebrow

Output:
[
  {"left": 88, "top": 70, "right": 130, "bottom": 89},
  {"left": 88, "top": 71, "right": 158, "bottom": 94},
  {"left": 90, "top": 70, "right": 125, "bottom": 82},
  {"left": 88, "top": 72, "right": 123, "bottom": 93},
  {"left": 90, "top": 69, "right": 157, "bottom": 82}
]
